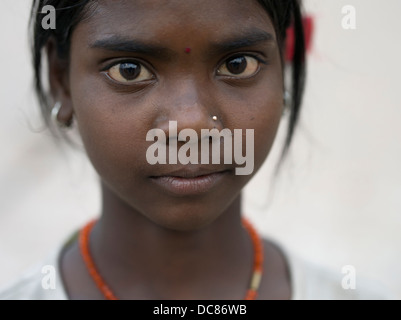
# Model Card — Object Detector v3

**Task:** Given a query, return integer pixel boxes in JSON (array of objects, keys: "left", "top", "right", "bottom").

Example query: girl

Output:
[{"left": 0, "top": 0, "right": 381, "bottom": 300}]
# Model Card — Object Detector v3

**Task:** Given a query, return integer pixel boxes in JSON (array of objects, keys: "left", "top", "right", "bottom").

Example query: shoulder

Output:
[
  {"left": 280, "top": 246, "right": 391, "bottom": 300},
  {"left": 0, "top": 248, "right": 68, "bottom": 300}
]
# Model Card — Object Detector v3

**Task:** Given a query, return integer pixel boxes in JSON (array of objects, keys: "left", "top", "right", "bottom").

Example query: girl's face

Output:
[{"left": 61, "top": 0, "right": 283, "bottom": 231}]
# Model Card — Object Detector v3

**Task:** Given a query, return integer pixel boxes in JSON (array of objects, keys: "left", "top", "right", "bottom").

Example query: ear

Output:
[{"left": 46, "top": 38, "right": 74, "bottom": 126}]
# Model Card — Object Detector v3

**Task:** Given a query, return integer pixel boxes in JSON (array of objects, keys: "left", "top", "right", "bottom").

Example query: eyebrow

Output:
[
  {"left": 209, "top": 29, "right": 275, "bottom": 55},
  {"left": 89, "top": 29, "right": 275, "bottom": 59},
  {"left": 90, "top": 35, "right": 175, "bottom": 60}
]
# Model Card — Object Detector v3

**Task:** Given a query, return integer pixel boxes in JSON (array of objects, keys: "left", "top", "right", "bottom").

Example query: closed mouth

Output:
[{"left": 150, "top": 169, "right": 230, "bottom": 196}]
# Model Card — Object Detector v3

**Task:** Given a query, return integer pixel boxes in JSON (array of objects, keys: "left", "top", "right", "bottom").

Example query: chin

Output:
[{"left": 143, "top": 203, "right": 225, "bottom": 233}]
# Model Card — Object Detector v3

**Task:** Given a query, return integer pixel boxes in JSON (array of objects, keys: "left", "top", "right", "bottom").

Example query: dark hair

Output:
[
  {"left": 30, "top": 0, "right": 306, "bottom": 159},
  {"left": 257, "top": 0, "right": 306, "bottom": 158}
]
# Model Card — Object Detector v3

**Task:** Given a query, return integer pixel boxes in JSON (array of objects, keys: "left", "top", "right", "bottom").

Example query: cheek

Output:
[
  {"left": 253, "top": 90, "right": 283, "bottom": 166},
  {"left": 224, "top": 77, "right": 283, "bottom": 170},
  {"left": 69, "top": 78, "right": 151, "bottom": 185},
  {"left": 248, "top": 98, "right": 282, "bottom": 172}
]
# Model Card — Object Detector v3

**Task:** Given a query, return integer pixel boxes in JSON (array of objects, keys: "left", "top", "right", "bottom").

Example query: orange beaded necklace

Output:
[{"left": 79, "top": 218, "right": 263, "bottom": 300}]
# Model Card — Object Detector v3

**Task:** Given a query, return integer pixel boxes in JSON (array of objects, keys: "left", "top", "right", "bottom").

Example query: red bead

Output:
[{"left": 79, "top": 217, "right": 263, "bottom": 300}]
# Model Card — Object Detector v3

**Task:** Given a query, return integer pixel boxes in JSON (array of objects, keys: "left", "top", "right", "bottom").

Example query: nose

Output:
[{"left": 154, "top": 78, "right": 220, "bottom": 138}]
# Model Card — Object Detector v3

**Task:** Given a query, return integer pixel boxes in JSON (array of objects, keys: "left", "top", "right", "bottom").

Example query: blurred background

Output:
[{"left": 0, "top": 0, "right": 400, "bottom": 298}]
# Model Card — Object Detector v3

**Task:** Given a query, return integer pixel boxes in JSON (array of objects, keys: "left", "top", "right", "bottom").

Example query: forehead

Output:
[{"left": 80, "top": 0, "right": 275, "bottom": 42}]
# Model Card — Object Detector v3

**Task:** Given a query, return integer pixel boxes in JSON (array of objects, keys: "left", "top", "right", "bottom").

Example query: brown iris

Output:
[
  {"left": 226, "top": 56, "right": 247, "bottom": 74},
  {"left": 119, "top": 62, "right": 141, "bottom": 81}
]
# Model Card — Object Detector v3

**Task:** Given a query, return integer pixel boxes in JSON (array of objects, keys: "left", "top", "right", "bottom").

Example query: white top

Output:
[{"left": 0, "top": 241, "right": 389, "bottom": 300}]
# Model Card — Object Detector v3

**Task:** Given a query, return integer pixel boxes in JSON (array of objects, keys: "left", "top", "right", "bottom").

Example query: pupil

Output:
[
  {"left": 120, "top": 63, "right": 140, "bottom": 80},
  {"left": 227, "top": 56, "right": 247, "bottom": 74}
]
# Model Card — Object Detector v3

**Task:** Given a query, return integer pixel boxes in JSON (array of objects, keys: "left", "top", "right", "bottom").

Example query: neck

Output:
[{"left": 88, "top": 182, "right": 252, "bottom": 299}]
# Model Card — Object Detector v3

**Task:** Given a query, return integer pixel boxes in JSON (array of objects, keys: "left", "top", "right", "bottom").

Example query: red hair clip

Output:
[{"left": 285, "top": 15, "right": 314, "bottom": 62}]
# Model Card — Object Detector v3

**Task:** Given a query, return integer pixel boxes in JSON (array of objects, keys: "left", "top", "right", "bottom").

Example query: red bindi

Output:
[{"left": 185, "top": 47, "right": 191, "bottom": 54}]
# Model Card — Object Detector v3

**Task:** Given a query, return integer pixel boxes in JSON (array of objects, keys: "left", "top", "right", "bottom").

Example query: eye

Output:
[
  {"left": 106, "top": 61, "right": 153, "bottom": 83},
  {"left": 217, "top": 55, "right": 260, "bottom": 78}
]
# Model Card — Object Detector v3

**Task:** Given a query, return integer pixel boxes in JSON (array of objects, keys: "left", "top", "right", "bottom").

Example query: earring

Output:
[
  {"left": 51, "top": 102, "right": 72, "bottom": 128},
  {"left": 283, "top": 91, "right": 291, "bottom": 107},
  {"left": 283, "top": 90, "right": 291, "bottom": 115}
]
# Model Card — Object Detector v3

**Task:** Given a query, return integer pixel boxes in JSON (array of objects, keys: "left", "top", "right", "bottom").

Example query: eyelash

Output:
[
  {"left": 100, "top": 59, "right": 155, "bottom": 80},
  {"left": 100, "top": 53, "right": 268, "bottom": 85},
  {"left": 217, "top": 53, "right": 268, "bottom": 78},
  {"left": 220, "top": 53, "right": 268, "bottom": 67}
]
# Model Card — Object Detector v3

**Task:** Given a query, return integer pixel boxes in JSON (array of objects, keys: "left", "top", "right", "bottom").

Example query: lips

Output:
[{"left": 150, "top": 167, "right": 230, "bottom": 196}]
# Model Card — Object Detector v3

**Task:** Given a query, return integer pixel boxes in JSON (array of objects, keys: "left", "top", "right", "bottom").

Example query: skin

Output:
[{"left": 49, "top": 0, "right": 291, "bottom": 299}]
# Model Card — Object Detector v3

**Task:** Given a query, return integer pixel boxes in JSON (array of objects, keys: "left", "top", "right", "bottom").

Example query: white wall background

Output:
[{"left": 0, "top": 0, "right": 400, "bottom": 298}]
